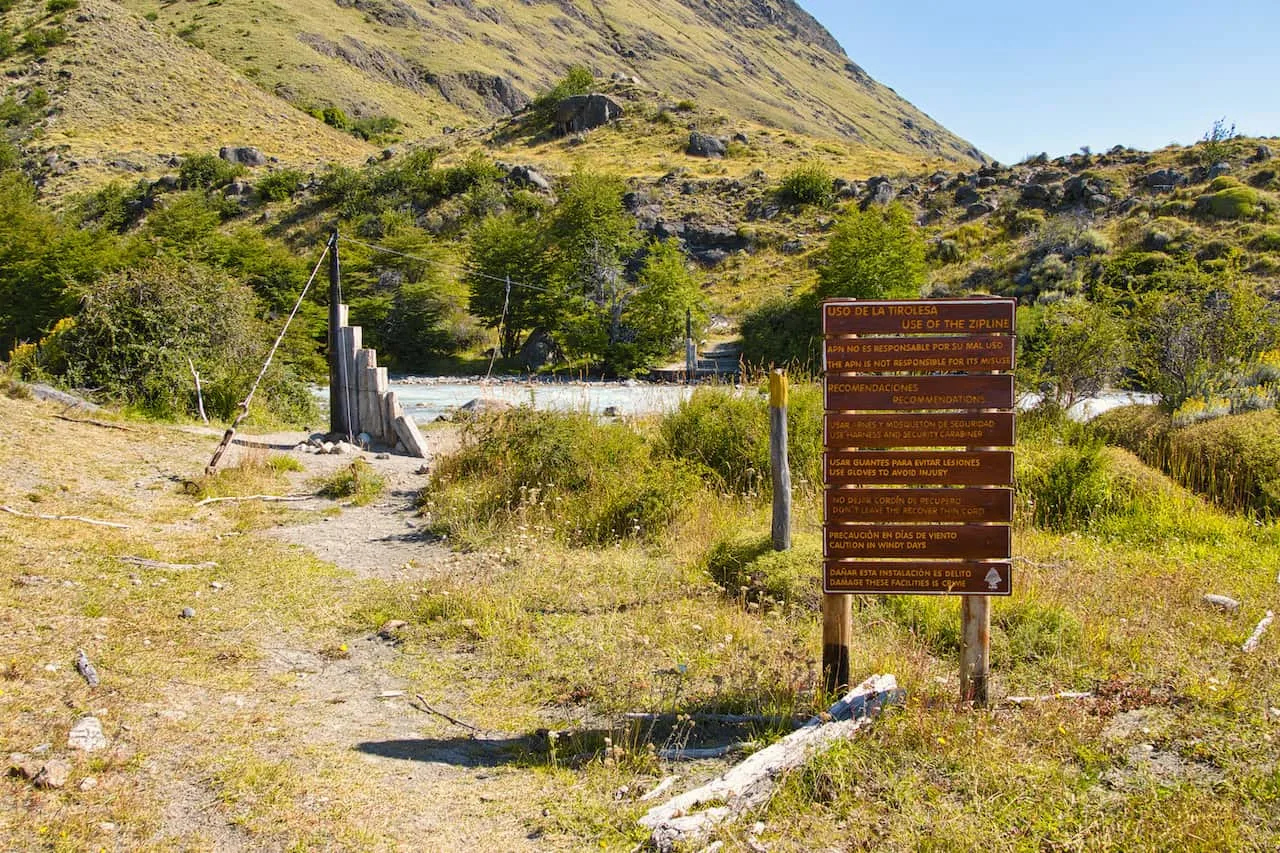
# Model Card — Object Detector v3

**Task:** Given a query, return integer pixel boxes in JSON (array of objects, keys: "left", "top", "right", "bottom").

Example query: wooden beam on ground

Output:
[{"left": 639, "top": 674, "right": 902, "bottom": 849}]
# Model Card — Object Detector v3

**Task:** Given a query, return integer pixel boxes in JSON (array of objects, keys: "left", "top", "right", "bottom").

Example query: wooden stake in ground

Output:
[
  {"left": 822, "top": 592, "right": 852, "bottom": 694},
  {"left": 770, "top": 369, "right": 791, "bottom": 552},
  {"left": 960, "top": 594, "right": 991, "bottom": 706}
]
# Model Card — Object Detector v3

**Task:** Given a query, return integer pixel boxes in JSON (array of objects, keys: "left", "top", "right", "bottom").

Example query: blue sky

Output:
[{"left": 798, "top": 1, "right": 1280, "bottom": 164}]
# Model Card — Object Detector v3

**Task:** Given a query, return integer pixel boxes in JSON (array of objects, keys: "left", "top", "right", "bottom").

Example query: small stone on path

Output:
[
  {"left": 68, "top": 716, "right": 109, "bottom": 752},
  {"left": 34, "top": 759, "right": 71, "bottom": 789},
  {"left": 180, "top": 606, "right": 195, "bottom": 619}
]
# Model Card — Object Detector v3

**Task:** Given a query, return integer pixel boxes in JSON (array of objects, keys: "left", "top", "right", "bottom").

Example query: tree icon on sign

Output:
[{"left": 984, "top": 567, "right": 1002, "bottom": 591}]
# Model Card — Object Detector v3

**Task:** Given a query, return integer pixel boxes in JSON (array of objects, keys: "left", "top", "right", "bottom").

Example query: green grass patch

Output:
[{"left": 313, "top": 458, "right": 384, "bottom": 505}]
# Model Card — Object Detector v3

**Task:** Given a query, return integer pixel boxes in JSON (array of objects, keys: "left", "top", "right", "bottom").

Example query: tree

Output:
[
  {"left": 609, "top": 239, "right": 705, "bottom": 373},
  {"left": 0, "top": 173, "right": 116, "bottom": 355},
  {"left": 547, "top": 169, "right": 640, "bottom": 362},
  {"left": 814, "top": 203, "right": 925, "bottom": 300},
  {"left": 1127, "top": 263, "right": 1277, "bottom": 409},
  {"left": 466, "top": 212, "right": 556, "bottom": 357},
  {"left": 1019, "top": 297, "right": 1125, "bottom": 409},
  {"left": 58, "top": 258, "right": 297, "bottom": 419}
]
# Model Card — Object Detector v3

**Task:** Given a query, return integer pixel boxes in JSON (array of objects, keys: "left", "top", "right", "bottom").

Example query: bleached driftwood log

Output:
[
  {"left": 0, "top": 505, "right": 129, "bottom": 529},
  {"left": 1242, "top": 611, "right": 1274, "bottom": 653},
  {"left": 639, "top": 674, "right": 903, "bottom": 849}
]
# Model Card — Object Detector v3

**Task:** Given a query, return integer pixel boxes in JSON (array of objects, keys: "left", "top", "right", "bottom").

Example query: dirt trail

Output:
[{"left": 0, "top": 400, "right": 557, "bottom": 851}]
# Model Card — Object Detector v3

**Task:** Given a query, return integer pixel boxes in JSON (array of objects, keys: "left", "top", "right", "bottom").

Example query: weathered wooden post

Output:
[
  {"left": 960, "top": 596, "right": 990, "bottom": 705},
  {"left": 769, "top": 369, "right": 791, "bottom": 551},
  {"left": 821, "top": 593, "right": 852, "bottom": 695},
  {"left": 685, "top": 309, "right": 696, "bottom": 383},
  {"left": 328, "top": 228, "right": 351, "bottom": 439}
]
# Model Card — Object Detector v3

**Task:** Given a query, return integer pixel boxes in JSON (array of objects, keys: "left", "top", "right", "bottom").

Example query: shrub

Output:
[
  {"left": 315, "top": 459, "right": 385, "bottom": 506},
  {"left": 179, "top": 152, "right": 243, "bottom": 190},
  {"left": 1248, "top": 230, "right": 1280, "bottom": 253},
  {"left": 425, "top": 408, "right": 703, "bottom": 545},
  {"left": 777, "top": 161, "right": 833, "bottom": 207},
  {"left": 255, "top": 168, "right": 305, "bottom": 202},
  {"left": 739, "top": 294, "right": 821, "bottom": 372},
  {"left": 529, "top": 65, "right": 595, "bottom": 124},
  {"left": 703, "top": 531, "right": 821, "bottom": 609},
  {"left": 1194, "top": 185, "right": 1264, "bottom": 220},
  {"left": 659, "top": 384, "right": 823, "bottom": 494},
  {"left": 1093, "top": 405, "right": 1280, "bottom": 516},
  {"left": 57, "top": 258, "right": 312, "bottom": 421},
  {"left": 814, "top": 203, "right": 925, "bottom": 300}
]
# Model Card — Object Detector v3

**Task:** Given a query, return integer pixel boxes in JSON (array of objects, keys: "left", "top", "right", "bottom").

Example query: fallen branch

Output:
[
  {"left": 0, "top": 505, "right": 129, "bottom": 530},
  {"left": 118, "top": 556, "right": 219, "bottom": 571},
  {"left": 194, "top": 494, "right": 312, "bottom": 507},
  {"left": 1004, "top": 691, "right": 1094, "bottom": 706},
  {"left": 53, "top": 415, "right": 132, "bottom": 432},
  {"left": 639, "top": 775, "right": 680, "bottom": 802},
  {"left": 624, "top": 712, "right": 802, "bottom": 728},
  {"left": 412, "top": 694, "right": 482, "bottom": 734},
  {"left": 1242, "top": 611, "right": 1274, "bottom": 654},
  {"left": 658, "top": 742, "right": 755, "bottom": 761},
  {"left": 639, "top": 674, "right": 903, "bottom": 850},
  {"left": 188, "top": 358, "right": 208, "bottom": 425}
]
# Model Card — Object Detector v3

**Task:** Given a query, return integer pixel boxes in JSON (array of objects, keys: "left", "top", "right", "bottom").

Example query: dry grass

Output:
[{"left": 2, "top": 391, "right": 1278, "bottom": 850}]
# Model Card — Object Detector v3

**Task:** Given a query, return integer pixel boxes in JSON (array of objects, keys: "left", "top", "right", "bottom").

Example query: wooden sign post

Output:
[{"left": 821, "top": 298, "right": 1015, "bottom": 706}]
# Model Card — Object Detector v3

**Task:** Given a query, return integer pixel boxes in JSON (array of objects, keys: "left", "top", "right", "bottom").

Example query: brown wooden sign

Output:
[
  {"left": 823, "top": 298, "right": 1015, "bottom": 336},
  {"left": 825, "top": 524, "right": 1011, "bottom": 559},
  {"left": 824, "top": 561, "right": 1012, "bottom": 595},
  {"left": 825, "top": 375, "right": 1014, "bottom": 411},
  {"left": 824, "top": 335, "right": 1014, "bottom": 374},
  {"left": 824, "top": 412, "right": 1015, "bottom": 448},
  {"left": 824, "top": 451, "right": 1014, "bottom": 486},
  {"left": 826, "top": 487, "right": 1013, "bottom": 524}
]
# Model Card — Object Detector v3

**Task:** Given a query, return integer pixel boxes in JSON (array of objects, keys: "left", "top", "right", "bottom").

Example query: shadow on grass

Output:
[{"left": 356, "top": 734, "right": 543, "bottom": 768}]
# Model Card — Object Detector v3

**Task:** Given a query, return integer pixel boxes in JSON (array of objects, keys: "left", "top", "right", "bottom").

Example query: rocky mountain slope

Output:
[{"left": 1, "top": 0, "right": 980, "bottom": 194}]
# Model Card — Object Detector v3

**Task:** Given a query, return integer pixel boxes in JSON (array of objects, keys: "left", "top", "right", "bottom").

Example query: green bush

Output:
[
  {"left": 316, "top": 459, "right": 385, "bottom": 505},
  {"left": 529, "top": 65, "right": 595, "bottom": 124},
  {"left": 255, "top": 168, "right": 305, "bottom": 202},
  {"left": 739, "top": 294, "right": 821, "bottom": 372},
  {"left": 1195, "top": 185, "right": 1265, "bottom": 220},
  {"left": 814, "top": 203, "right": 925, "bottom": 300},
  {"left": 703, "top": 532, "right": 821, "bottom": 609},
  {"left": 777, "top": 161, "right": 833, "bottom": 207},
  {"left": 425, "top": 408, "right": 704, "bottom": 545},
  {"left": 57, "top": 257, "right": 312, "bottom": 422},
  {"left": 1248, "top": 230, "right": 1280, "bottom": 252},
  {"left": 1017, "top": 436, "right": 1122, "bottom": 530},
  {"left": 1093, "top": 405, "right": 1280, "bottom": 517},
  {"left": 179, "top": 152, "right": 244, "bottom": 190},
  {"left": 659, "top": 384, "right": 822, "bottom": 494}
]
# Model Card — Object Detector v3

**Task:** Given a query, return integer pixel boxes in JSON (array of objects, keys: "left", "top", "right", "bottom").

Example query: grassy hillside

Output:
[
  {"left": 114, "top": 0, "right": 978, "bottom": 156},
  {"left": 0, "top": 0, "right": 982, "bottom": 195},
  {"left": 1, "top": 0, "right": 373, "bottom": 195}
]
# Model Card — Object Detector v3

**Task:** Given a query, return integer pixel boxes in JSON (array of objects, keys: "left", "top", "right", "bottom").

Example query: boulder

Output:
[
  {"left": 218, "top": 146, "right": 266, "bottom": 167},
  {"left": 862, "top": 181, "right": 896, "bottom": 208},
  {"left": 965, "top": 201, "right": 996, "bottom": 218},
  {"left": 1143, "top": 168, "right": 1188, "bottom": 191},
  {"left": 1020, "top": 183, "right": 1055, "bottom": 206},
  {"left": 1208, "top": 161, "right": 1232, "bottom": 179},
  {"left": 1087, "top": 193, "right": 1112, "bottom": 211},
  {"left": 518, "top": 328, "right": 562, "bottom": 370},
  {"left": 508, "top": 165, "right": 551, "bottom": 192},
  {"left": 976, "top": 176, "right": 997, "bottom": 188},
  {"left": 33, "top": 759, "right": 70, "bottom": 790},
  {"left": 731, "top": 132, "right": 749, "bottom": 145},
  {"left": 554, "top": 93, "right": 623, "bottom": 135},
  {"left": 954, "top": 184, "right": 981, "bottom": 206},
  {"left": 928, "top": 170, "right": 950, "bottom": 186},
  {"left": 1254, "top": 144, "right": 1273, "bottom": 162},
  {"left": 687, "top": 132, "right": 726, "bottom": 158},
  {"left": 459, "top": 398, "right": 514, "bottom": 416}
]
